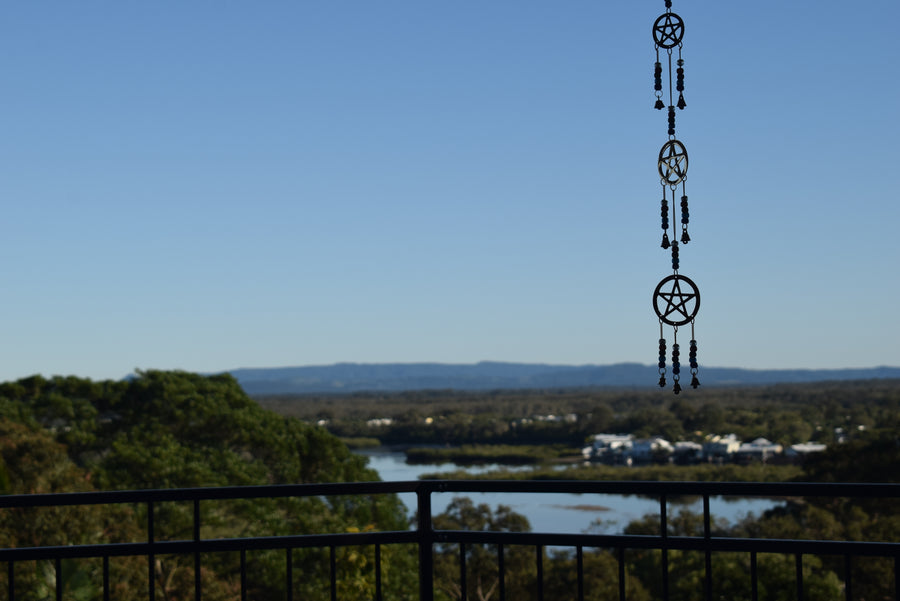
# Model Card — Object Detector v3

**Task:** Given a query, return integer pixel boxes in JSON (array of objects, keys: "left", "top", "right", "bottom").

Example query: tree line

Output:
[
  {"left": 256, "top": 379, "right": 900, "bottom": 448},
  {"left": 0, "top": 372, "right": 896, "bottom": 599}
]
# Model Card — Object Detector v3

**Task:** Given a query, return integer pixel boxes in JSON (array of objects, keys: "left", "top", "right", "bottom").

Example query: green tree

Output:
[{"left": 432, "top": 497, "right": 533, "bottom": 601}]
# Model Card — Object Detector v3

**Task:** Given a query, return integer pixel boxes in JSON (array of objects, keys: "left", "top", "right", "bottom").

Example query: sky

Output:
[{"left": 0, "top": 1, "right": 898, "bottom": 382}]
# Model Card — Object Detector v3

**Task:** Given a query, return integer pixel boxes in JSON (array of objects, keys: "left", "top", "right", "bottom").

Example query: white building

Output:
[
  {"left": 630, "top": 437, "right": 674, "bottom": 463},
  {"left": 703, "top": 434, "right": 741, "bottom": 462},
  {"left": 736, "top": 437, "right": 783, "bottom": 463},
  {"left": 582, "top": 433, "right": 634, "bottom": 461}
]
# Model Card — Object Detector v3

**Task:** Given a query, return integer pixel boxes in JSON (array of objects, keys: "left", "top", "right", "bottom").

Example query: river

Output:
[{"left": 357, "top": 448, "right": 782, "bottom": 535}]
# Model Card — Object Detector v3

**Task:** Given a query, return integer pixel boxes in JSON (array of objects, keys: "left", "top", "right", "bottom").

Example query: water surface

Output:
[{"left": 358, "top": 448, "right": 780, "bottom": 534}]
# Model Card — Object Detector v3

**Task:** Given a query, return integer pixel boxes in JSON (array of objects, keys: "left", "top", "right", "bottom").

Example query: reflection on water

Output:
[{"left": 357, "top": 448, "right": 781, "bottom": 535}]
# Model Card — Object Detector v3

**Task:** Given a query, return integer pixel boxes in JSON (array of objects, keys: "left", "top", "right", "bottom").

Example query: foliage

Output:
[
  {"left": 0, "top": 370, "right": 414, "bottom": 601},
  {"left": 406, "top": 444, "right": 576, "bottom": 466},
  {"left": 257, "top": 379, "right": 900, "bottom": 450},
  {"left": 0, "top": 373, "right": 898, "bottom": 599},
  {"left": 432, "top": 497, "right": 533, "bottom": 601}
]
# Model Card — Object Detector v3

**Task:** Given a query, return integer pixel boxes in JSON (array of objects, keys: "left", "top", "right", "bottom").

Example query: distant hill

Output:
[{"left": 227, "top": 362, "right": 900, "bottom": 395}]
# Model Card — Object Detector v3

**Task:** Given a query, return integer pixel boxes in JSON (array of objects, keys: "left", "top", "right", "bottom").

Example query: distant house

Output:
[
  {"left": 630, "top": 437, "right": 674, "bottom": 464},
  {"left": 736, "top": 438, "right": 783, "bottom": 463},
  {"left": 582, "top": 434, "right": 633, "bottom": 462},
  {"left": 672, "top": 441, "right": 704, "bottom": 465},
  {"left": 703, "top": 434, "right": 741, "bottom": 463},
  {"left": 786, "top": 442, "right": 827, "bottom": 463}
]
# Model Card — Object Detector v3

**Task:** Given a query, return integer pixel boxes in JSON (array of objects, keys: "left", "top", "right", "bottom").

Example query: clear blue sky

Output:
[{"left": 1, "top": 1, "right": 897, "bottom": 382}]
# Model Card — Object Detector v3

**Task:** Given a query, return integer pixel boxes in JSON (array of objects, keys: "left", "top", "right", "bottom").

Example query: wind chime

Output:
[{"left": 651, "top": 1, "right": 700, "bottom": 394}]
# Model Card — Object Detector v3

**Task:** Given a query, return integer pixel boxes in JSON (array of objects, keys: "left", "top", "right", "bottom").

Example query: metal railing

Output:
[{"left": 1, "top": 480, "right": 899, "bottom": 600}]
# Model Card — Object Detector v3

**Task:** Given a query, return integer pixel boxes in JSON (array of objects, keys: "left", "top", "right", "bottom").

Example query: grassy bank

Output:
[
  {"left": 405, "top": 444, "right": 579, "bottom": 466},
  {"left": 420, "top": 462, "right": 803, "bottom": 482}
]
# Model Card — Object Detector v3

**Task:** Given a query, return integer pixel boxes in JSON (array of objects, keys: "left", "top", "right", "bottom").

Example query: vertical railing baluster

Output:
[
  {"left": 459, "top": 543, "right": 467, "bottom": 601},
  {"left": 375, "top": 544, "right": 382, "bottom": 601},
  {"left": 54, "top": 557, "right": 62, "bottom": 601},
  {"left": 329, "top": 545, "right": 337, "bottom": 601},
  {"left": 843, "top": 554, "right": 851, "bottom": 601},
  {"left": 618, "top": 547, "right": 626, "bottom": 601},
  {"left": 416, "top": 486, "right": 434, "bottom": 601},
  {"left": 895, "top": 556, "right": 899, "bottom": 601},
  {"left": 103, "top": 556, "right": 110, "bottom": 601},
  {"left": 148, "top": 500, "right": 155, "bottom": 601},
  {"left": 576, "top": 546, "right": 584, "bottom": 601},
  {"left": 795, "top": 554, "right": 803, "bottom": 601},
  {"left": 240, "top": 549, "right": 247, "bottom": 601},
  {"left": 703, "top": 494, "right": 712, "bottom": 601},
  {"left": 660, "top": 494, "right": 669, "bottom": 601},
  {"left": 536, "top": 545, "right": 544, "bottom": 601},
  {"left": 750, "top": 551, "right": 758, "bottom": 601},
  {"left": 286, "top": 548, "right": 293, "bottom": 601},
  {"left": 498, "top": 543, "right": 506, "bottom": 601},
  {"left": 194, "top": 499, "right": 201, "bottom": 601}
]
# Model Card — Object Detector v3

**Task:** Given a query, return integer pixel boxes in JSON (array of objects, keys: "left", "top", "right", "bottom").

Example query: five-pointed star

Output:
[
  {"left": 654, "top": 14, "right": 684, "bottom": 48},
  {"left": 658, "top": 278, "right": 697, "bottom": 321},
  {"left": 661, "top": 144, "right": 687, "bottom": 177}
]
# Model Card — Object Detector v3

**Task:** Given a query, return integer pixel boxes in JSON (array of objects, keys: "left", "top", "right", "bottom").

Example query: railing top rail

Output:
[
  {"left": 420, "top": 479, "right": 900, "bottom": 498},
  {"left": 0, "top": 480, "right": 421, "bottom": 508},
  {"left": 1, "top": 479, "right": 898, "bottom": 508}
]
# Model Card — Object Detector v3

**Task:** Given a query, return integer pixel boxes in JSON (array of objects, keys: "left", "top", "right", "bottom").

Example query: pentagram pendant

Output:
[
  {"left": 648, "top": 1, "right": 701, "bottom": 393},
  {"left": 653, "top": 273, "right": 699, "bottom": 326},
  {"left": 658, "top": 139, "right": 688, "bottom": 186},
  {"left": 652, "top": 12, "right": 684, "bottom": 49}
]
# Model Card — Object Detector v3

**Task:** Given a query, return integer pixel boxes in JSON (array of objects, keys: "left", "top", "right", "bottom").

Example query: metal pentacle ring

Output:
[
  {"left": 653, "top": 273, "right": 700, "bottom": 326},
  {"left": 658, "top": 139, "right": 688, "bottom": 185},
  {"left": 653, "top": 13, "right": 685, "bottom": 49}
]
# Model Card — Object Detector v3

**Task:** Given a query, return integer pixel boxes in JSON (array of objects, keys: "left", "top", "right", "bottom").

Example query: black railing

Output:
[{"left": 1, "top": 480, "right": 899, "bottom": 600}]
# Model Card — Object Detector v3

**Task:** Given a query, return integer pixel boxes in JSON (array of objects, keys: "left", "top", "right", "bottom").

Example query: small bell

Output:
[
  {"left": 690, "top": 374, "right": 700, "bottom": 388},
  {"left": 654, "top": 98, "right": 665, "bottom": 110},
  {"left": 658, "top": 375, "right": 666, "bottom": 388},
  {"left": 680, "top": 229, "right": 690, "bottom": 244},
  {"left": 673, "top": 380, "right": 682, "bottom": 394},
  {"left": 661, "top": 232, "right": 670, "bottom": 249},
  {"left": 677, "top": 93, "right": 686, "bottom": 110}
]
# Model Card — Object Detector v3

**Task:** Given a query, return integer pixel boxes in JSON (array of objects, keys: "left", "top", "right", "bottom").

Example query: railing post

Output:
[
  {"left": 194, "top": 499, "right": 201, "bottom": 601},
  {"left": 148, "top": 501, "right": 155, "bottom": 601},
  {"left": 416, "top": 485, "right": 434, "bottom": 601},
  {"left": 703, "top": 494, "right": 712, "bottom": 601},
  {"left": 660, "top": 494, "right": 669, "bottom": 601}
]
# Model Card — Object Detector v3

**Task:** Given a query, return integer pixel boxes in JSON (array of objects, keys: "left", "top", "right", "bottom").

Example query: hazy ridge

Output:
[{"left": 227, "top": 362, "right": 900, "bottom": 395}]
